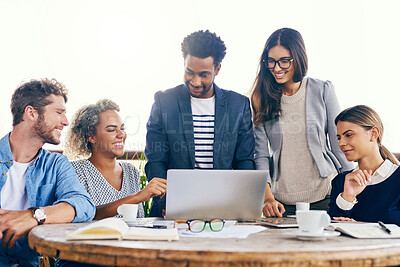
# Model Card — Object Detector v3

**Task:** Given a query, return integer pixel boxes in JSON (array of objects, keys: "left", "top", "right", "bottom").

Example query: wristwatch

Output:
[{"left": 28, "top": 207, "right": 46, "bottom": 225}]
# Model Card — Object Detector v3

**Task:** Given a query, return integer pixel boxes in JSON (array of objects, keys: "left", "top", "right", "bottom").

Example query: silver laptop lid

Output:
[{"left": 165, "top": 169, "right": 268, "bottom": 221}]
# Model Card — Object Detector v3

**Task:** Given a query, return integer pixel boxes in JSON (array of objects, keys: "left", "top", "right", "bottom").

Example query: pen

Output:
[
  {"left": 134, "top": 225, "right": 168, "bottom": 229},
  {"left": 378, "top": 221, "right": 391, "bottom": 234}
]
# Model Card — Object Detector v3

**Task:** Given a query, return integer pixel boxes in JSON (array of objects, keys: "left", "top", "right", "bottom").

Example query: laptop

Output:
[
  {"left": 165, "top": 169, "right": 268, "bottom": 221},
  {"left": 257, "top": 217, "right": 298, "bottom": 228}
]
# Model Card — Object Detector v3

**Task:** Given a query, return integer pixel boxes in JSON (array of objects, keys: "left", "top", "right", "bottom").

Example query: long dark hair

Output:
[
  {"left": 250, "top": 28, "right": 308, "bottom": 125},
  {"left": 335, "top": 105, "right": 399, "bottom": 165}
]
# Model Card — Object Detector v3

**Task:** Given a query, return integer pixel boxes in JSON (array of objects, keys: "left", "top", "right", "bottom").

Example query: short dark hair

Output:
[
  {"left": 11, "top": 78, "right": 68, "bottom": 126},
  {"left": 181, "top": 30, "right": 226, "bottom": 67}
]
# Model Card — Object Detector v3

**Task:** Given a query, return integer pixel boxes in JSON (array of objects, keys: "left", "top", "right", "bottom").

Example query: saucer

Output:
[
  {"left": 125, "top": 220, "right": 139, "bottom": 226},
  {"left": 284, "top": 230, "right": 340, "bottom": 241}
]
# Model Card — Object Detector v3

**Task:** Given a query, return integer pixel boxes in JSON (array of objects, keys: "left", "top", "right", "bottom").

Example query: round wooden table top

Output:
[{"left": 29, "top": 222, "right": 400, "bottom": 266}]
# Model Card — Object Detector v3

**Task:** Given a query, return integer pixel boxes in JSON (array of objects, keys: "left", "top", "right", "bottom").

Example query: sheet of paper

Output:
[
  {"left": 125, "top": 227, "right": 179, "bottom": 240},
  {"left": 179, "top": 225, "right": 265, "bottom": 239}
]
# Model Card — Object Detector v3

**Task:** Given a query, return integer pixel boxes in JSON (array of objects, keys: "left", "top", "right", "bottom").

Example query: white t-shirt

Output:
[
  {"left": 1, "top": 160, "right": 33, "bottom": 210},
  {"left": 191, "top": 95, "right": 215, "bottom": 169}
]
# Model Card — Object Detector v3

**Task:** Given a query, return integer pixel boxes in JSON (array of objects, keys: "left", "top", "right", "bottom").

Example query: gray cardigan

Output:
[{"left": 254, "top": 77, "right": 354, "bottom": 184}]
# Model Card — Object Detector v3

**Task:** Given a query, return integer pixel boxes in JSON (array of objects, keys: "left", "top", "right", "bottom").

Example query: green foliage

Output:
[
  {"left": 138, "top": 153, "right": 152, "bottom": 217},
  {"left": 126, "top": 151, "right": 152, "bottom": 217}
]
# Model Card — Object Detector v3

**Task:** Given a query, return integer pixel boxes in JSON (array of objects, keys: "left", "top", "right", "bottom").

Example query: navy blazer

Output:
[{"left": 145, "top": 84, "right": 255, "bottom": 216}]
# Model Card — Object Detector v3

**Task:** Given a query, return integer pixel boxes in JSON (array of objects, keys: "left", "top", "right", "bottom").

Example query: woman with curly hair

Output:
[{"left": 64, "top": 99, "right": 167, "bottom": 220}]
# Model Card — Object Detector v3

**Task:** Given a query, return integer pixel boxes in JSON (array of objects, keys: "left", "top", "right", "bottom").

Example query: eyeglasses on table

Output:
[{"left": 186, "top": 218, "right": 226, "bottom": 233}]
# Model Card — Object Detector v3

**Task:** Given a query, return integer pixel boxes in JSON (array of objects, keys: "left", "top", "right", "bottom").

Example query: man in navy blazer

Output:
[{"left": 145, "top": 30, "right": 255, "bottom": 216}]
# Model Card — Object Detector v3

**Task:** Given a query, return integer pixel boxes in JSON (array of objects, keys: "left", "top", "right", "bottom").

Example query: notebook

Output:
[
  {"left": 165, "top": 169, "right": 268, "bottom": 221},
  {"left": 330, "top": 222, "right": 400, "bottom": 238},
  {"left": 66, "top": 218, "right": 179, "bottom": 241},
  {"left": 257, "top": 217, "right": 298, "bottom": 228}
]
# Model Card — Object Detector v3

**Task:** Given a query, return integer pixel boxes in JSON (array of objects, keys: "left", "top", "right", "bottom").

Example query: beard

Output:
[
  {"left": 185, "top": 80, "right": 214, "bottom": 98},
  {"left": 34, "top": 113, "right": 60, "bottom": 145}
]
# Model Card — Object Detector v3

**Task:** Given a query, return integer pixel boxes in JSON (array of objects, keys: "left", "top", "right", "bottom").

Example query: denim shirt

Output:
[{"left": 0, "top": 133, "right": 95, "bottom": 266}]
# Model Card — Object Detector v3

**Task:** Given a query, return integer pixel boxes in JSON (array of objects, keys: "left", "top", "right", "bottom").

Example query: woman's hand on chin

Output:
[{"left": 343, "top": 169, "right": 372, "bottom": 200}]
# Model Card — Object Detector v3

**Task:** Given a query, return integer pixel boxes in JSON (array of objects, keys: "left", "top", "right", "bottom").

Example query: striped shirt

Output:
[{"left": 191, "top": 96, "right": 215, "bottom": 169}]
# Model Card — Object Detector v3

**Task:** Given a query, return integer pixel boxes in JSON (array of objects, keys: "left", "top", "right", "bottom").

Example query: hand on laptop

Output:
[
  {"left": 139, "top": 177, "right": 167, "bottom": 202},
  {"left": 263, "top": 198, "right": 285, "bottom": 218}
]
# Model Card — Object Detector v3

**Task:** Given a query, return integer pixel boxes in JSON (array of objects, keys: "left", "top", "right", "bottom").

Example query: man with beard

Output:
[
  {"left": 0, "top": 79, "right": 95, "bottom": 266},
  {"left": 145, "top": 30, "right": 255, "bottom": 217}
]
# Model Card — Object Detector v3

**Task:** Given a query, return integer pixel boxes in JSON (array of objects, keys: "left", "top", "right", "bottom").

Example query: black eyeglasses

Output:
[
  {"left": 263, "top": 58, "right": 293, "bottom": 69},
  {"left": 186, "top": 218, "right": 225, "bottom": 233}
]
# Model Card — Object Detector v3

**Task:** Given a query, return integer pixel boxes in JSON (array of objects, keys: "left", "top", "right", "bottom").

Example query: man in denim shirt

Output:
[{"left": 0, "top": 79, "right": 95, "bottom": 266}]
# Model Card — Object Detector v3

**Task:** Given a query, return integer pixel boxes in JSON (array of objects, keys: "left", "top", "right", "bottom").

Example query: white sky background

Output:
[{"left": 1, "top": 0, "right": 400, "bottom": 152}]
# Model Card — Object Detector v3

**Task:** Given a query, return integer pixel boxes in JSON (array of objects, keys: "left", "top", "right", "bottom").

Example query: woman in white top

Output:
[
  {"left": 64, "top": 99, "right": 166, "bottom": 220},
  {"left": 250, "top": 28, "right": 353, "bottom": 217}
]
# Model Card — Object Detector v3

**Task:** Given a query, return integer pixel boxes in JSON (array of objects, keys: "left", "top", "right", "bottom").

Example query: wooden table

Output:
[{"left": 29, "top": 222, "right": 400, "bottom": 266}]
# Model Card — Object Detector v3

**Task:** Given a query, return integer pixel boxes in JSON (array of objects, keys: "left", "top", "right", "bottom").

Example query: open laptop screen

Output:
[{"left": 165, "top": 169, "right": 268, "bottom": 221}]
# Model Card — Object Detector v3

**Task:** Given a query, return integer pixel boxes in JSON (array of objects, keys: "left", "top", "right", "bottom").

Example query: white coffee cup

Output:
[
  {"left": 296, "top": 210, "right": 330, "bottom": 235},
  {"left": 296, "top": 202, "right": 310, "bottom": 211},
  {"left": 117, "top": 204, "right": 138, "bottom": 222}
]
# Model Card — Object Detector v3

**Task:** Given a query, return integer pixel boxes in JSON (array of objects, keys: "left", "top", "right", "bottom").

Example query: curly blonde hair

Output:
[{"left": 64, "top": 99, "right": 120, "bottom": 160}]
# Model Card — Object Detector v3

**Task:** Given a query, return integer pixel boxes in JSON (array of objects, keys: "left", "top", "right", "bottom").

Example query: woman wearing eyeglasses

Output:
[
  {"left": 329, "top": 105, "right": 400, "bottom": 224},
  {"left": 250, "top": 28, "right": 353, "bottom": 217}
]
